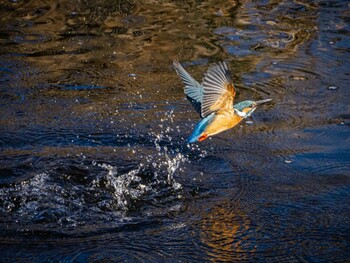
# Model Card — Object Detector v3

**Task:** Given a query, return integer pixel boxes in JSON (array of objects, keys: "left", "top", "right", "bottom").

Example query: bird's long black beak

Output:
[{"left": 255, "top": 99, "right": 272, "bottom": 105}]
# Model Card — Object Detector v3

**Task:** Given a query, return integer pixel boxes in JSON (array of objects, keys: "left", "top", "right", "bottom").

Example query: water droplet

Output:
[{"left": 328, "top": 85, "right": 339, "bottom": 90}]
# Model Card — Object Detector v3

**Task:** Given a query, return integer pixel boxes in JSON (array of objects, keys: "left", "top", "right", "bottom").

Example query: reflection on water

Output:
[
  {"left": 199, "top": 202, "right": 251, "bottom": 262},
  {"left": 0, "top": 0, "right": 349, "bottom": 261}
]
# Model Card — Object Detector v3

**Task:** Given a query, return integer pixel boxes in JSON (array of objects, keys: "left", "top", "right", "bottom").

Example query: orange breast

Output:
[{"left": 203, "top": 113, "right": 243, "bottom": 137}]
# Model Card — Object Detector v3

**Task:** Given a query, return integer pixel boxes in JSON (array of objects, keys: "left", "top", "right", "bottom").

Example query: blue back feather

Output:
[{"left": 187, "top": 113, "right": 215, "bottom": 143}]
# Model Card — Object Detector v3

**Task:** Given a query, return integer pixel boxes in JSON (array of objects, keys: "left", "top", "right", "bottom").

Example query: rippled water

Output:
[{"left": 0, "top": 0, "right": 349, "bottom": 262}]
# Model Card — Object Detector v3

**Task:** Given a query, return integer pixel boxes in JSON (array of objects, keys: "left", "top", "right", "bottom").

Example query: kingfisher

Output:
[{"left": 173, "top": 60, "right": 272, "bottom": 143}]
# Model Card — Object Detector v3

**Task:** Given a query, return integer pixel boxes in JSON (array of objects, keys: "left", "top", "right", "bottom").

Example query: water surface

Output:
[{"left": 0, "top": 0, "right": 349, "bottom": 262}]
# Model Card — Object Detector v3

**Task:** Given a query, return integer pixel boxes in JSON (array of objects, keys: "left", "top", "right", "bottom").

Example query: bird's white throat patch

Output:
[{"left": 234, "top": 109, "right": 247, "bottom": 117}]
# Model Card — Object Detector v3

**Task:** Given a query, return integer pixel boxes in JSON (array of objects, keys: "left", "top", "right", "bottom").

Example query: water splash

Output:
[{"left": 0, "top": 126, "right": 190, "bottom": 234}]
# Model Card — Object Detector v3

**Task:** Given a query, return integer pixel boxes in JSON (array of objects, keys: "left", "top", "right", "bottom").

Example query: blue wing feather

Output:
[{"left": 173, "top": 60, "right": 203, "bottom": 103}]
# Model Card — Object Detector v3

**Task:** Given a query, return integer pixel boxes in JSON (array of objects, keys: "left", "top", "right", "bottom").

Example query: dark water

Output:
[{"left": 1, "top": 0, "right": 349, "bottom": 262}]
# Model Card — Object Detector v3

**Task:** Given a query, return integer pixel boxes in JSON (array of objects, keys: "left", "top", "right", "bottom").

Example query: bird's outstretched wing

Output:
[
  {"left": 201, "top": 61, "right": 236, "bottom": 118},
  {"left": 173, "top": 60, "right": 203, "bottom": 103}
]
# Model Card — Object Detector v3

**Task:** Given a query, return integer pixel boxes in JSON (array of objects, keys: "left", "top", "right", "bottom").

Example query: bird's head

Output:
[{"left": 234, "top": 99, "right": 272, "bottom": 118}]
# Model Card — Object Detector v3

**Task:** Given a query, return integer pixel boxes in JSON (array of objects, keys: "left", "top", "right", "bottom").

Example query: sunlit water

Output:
[{"left": 0, "top": 0, "right": 349, "bottom": 262}]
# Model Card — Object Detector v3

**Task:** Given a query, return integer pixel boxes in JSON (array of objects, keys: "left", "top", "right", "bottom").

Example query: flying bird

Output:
[{"left": 173, "top": 60, "right": 271, "bottom": 143}]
